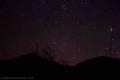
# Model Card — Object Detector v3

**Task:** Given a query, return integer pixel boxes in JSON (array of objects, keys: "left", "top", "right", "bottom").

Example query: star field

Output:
[{"left": 0, "top": 0, "right": 120, "bottom": 65}]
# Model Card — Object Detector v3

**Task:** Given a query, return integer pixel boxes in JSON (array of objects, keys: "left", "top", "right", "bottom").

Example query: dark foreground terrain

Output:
[{"left": 0, "top": 53, "right": 120, "bottom": 79}]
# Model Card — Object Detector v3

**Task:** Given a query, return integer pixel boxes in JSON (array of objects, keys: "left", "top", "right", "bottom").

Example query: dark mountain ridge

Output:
[
  {"left": 0, "top": 53, "right": 70, "bottom": 79},
  {"left": 0, "top": 54, "right": 120, "bottom": 79}
]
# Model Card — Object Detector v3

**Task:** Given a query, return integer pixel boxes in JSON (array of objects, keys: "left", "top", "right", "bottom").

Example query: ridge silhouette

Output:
[
  {"left": 0, "top": 52, "right": 70, "bottom": 79},
  {"left": 0, "top": 54, "right": 120, "bottom": 79}
]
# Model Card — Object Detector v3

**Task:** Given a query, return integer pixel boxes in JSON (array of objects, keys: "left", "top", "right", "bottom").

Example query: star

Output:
[{"left": 110, "top": 27, "right": 113, "bottom": 32}]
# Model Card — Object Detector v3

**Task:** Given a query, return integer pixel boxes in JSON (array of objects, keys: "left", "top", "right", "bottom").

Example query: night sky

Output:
[{"left": 0, "top": 0, "right": 120, "bottom": 66}]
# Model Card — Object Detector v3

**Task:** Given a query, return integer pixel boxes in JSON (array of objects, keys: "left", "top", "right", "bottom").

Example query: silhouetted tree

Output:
[
  {"left": 41, "top": 46, "right": 55, "bottom": 61},
  {"left": 34, "top": 41, "right": 55, "bottom": 61}
]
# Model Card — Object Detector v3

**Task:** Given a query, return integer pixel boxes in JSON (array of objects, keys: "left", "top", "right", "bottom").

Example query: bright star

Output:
[{"left": 110, "top": 27, "right": 113, "bottom": 32}]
